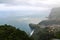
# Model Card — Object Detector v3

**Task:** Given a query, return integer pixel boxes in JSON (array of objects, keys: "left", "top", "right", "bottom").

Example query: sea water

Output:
[{"left": 0, "top": 10, "right": 50, "bottom": 35}]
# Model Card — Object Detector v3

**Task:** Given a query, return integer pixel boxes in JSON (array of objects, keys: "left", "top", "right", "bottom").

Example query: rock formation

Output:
[
  {"left": 49, "top": 7, "right": 60, "bottom": 20},
  {"left": 29, "top": 7, "right": 60, "bottom": 40}
]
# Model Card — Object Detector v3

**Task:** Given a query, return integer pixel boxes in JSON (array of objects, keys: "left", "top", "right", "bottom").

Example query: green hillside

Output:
[{"left": 0, "top": 24, "right": 34, "bottom": 40}]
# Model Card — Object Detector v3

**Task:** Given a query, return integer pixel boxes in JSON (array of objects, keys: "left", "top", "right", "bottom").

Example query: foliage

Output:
[
  {"left": 0, "top": 24, "right": 34, "bottom": 40},
  {"left": 55, "top": 31, "right": 60, "bottom": 39},
  {"left": 38, "top": 27, "right": 54, "bottom": 40}
]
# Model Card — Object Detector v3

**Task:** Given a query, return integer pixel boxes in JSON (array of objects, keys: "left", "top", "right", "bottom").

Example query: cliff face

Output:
[
  {"left": 49, "top": 7, "right": 60, "bottom": 20},
  {"left": 29, "top": 7, "right": 60, "bottom": 40}
]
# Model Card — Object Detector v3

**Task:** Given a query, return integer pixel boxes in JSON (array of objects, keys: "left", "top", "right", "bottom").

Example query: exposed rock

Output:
[
  {"left": 29, "top": 7, "right": 60, "bottom": 40},
  {"left": 29, "top": 24, "right": 41, "bottom": 40},
  {"left": 39, "top": 20, "right": 60, "bottom": 26},
  {"left": 49, "top": 7, "right": 60, "bottom": 20}
]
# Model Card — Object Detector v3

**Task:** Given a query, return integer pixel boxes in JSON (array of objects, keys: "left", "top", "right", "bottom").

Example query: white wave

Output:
[{"left": 30, "top": 30, "right": 34, "bottom": 37}]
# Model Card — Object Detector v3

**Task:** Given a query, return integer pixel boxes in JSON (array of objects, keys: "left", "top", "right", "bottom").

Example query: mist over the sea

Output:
[{"left": 0, "top": 10, "right": 50, "bottom": 34}]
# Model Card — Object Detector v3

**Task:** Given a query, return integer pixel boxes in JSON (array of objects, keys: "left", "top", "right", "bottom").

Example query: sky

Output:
[
  {"left": 0, "top": 0, "right": 59, "bottom": 13},
  {"left": 0, "top": 0, "right": 60, "bottom": 17},
  {"left": 0, "top": 0, "right": 60, "bottom": 23},
  {"left": 0, "top": 0, "right": 60, "bottom": 11},
  {"left": 0, "top": 0, "right": 60, "bottom": 9}
]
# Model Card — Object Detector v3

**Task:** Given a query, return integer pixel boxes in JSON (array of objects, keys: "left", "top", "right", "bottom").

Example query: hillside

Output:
[
  {"left": 0, "top": 24, "right": 34, "bottom": 40},
  {"left": 49, "top": 7, "right": 60, "bottom": 20}
]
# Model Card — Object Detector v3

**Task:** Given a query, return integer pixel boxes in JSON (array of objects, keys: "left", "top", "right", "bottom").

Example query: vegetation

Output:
[
  {"left": 38, "top": 27, "right": 55, "bottom": 40},
  {"left": 29, "top": 23, "right": 60, "bottom": 40},
  {"left": 55, "top": 31, "right": 60, "bottom": 39},
  {"left": 0, "top": 24, "right": 34, "bottom": 40}
]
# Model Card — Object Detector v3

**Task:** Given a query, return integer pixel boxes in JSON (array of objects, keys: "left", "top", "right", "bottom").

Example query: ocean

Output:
[{"left": 0, "top": 10, "right": 50, "bottom": 34}]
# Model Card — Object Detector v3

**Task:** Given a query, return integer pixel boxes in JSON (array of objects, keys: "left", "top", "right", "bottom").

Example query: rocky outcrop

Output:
[
  {"left": 29, "top": 24, "right": 41, "bottom": 40},
  {"left": 39, "top": 20, "right": 60, "bottom": 26},
  {"left": 49, "top": 7, "right": 60, "bottom": 20},
  {"left": 29, "top": 7, "right": 60, "bottom": 40}
]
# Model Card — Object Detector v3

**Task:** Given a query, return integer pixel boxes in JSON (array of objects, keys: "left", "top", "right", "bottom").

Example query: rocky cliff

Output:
[
  {"left": 49, "top": 7, "right": 60, "bottom": 20},
  {"left": 29, "top": 7, "right": 60, "bottom": 40}
]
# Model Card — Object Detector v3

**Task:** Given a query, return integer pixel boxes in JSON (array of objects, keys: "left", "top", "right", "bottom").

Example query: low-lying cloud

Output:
[{"left": 0, "top": 0, "right": 60, "bottom": 8}]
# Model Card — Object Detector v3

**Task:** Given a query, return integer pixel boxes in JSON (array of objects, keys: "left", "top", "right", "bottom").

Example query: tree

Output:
[
  {"left": 0, "top": 24, "right": 34, "bottom": 40},
  {"left": 38, "top": 27, "right": 54, "bottom": 40},
  {"left": 55, "top": 31, "right": 60, "bottom": 39}
]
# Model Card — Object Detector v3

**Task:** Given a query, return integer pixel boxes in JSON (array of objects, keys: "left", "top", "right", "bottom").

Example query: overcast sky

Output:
[
  {"left": 0, "top": 0, "right": 60, "bottom": 11},
  {"left": 0, "top": 0, "right": 60, "bottom": 17}
]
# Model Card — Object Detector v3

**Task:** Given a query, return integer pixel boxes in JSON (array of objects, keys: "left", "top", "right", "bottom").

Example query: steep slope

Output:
[
  {"left": 29, "top": 7, "right": 60, "bottom": 40},
  {"left": 49, "top": 7, "right": 60, "bottom": 20}
]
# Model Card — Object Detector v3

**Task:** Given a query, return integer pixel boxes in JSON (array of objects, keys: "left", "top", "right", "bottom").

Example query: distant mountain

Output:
[
  {"left": 29, "top": 7, "right": 60, "bottom": 40},
  {"left": 49, "top": 7, "right": 60, "bottom": 20}
]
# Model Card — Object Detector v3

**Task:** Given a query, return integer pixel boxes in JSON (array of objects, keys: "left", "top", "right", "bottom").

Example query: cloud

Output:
[
  {"left": 16, "top": 17, "right": 48, "bottom": 24},
  {"left": 16, "top": 18, "right": 41, "bottom": 24},
  {"left": 0, "top": 4, "right": 50, "bottom": 11},
  {"left": 0, "top": 0, "right": 60, "bottom": 8},
  {"left": 0, "top": 0, "right": 13, "bottom": 3},
  {"left": 0, "top": 0, "right": 51, "bottom": 18}
]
